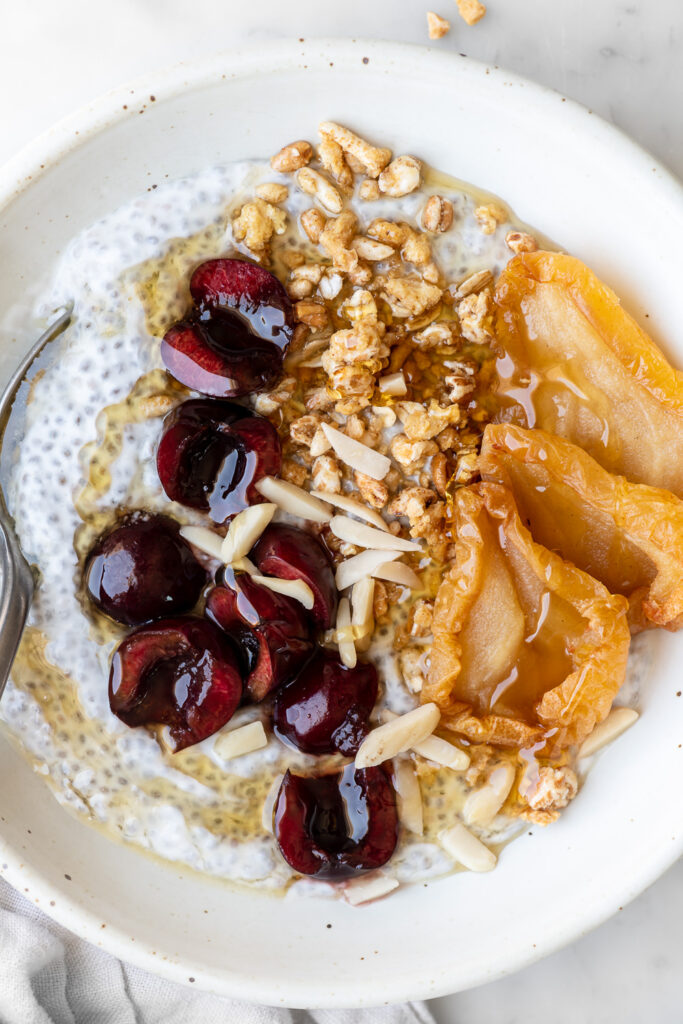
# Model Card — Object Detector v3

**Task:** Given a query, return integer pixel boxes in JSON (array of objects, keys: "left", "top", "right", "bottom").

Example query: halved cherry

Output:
[
  {"left": 274, "top": 650, "right": 378, "bottom": 756},
  {"left": 205, "top": 573, "right": 313, "bottom": 701},
  {"left": 189, "top": 258, "right": 293, "bottom": 349},
  {"left": 251, "top": 523, "right": 338, "bottom": 629},
  {"left": 274, "top": 764, "right": 399, "bottom": 880},
  {"left": 109, "top": 617, "right": 242, "bottom": 751},
  {"left": 84, "top": 512, "right": 206, "bottom": 626},
  {"left": 161, "top": 312, "right": 284, "bottom": 398},
  {"left": 156, "top": 399, "right": 281, "bottom": 522}
]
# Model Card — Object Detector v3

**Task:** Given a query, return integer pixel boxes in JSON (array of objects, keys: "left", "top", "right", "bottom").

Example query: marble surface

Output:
[{"left": 1, "top": 1, "right": 682, "bottom": 1020}]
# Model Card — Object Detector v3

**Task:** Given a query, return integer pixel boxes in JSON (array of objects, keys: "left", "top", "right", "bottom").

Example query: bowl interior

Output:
[{"left": 0, "top": 40, "right": 681, "bottom": 1007}]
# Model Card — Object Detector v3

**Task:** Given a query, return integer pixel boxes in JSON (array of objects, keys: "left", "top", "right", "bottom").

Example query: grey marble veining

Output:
[{"left": 0, "top": 1, "right": 681, "bottom": 1020}]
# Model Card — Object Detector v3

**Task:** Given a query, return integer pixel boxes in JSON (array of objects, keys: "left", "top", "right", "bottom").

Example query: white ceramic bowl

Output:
[{"left": 0, "top": 39, "right": 681, "bottom": 1008}]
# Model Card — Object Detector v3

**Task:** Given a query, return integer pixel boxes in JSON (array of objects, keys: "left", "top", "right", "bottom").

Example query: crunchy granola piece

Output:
[
  {"left": 319, "top": 210, "right": 359, "bottom": 274},
  {"left": 327, "top": 366, "right": 377, "bottom": 413},
  {"left": 345, "top": 414, "right": 365, "bottom": 440},
  {"left": 355, "top": 470, "right": 389, "bottom": 509},
  {"left": 255, "top": 182, "right": 289, "bottom": 204},
  {"left": 456, "top": 268, "right": 493, "bottom": 297},
  {"left": 280, "top": 249, "right": 306, "bottom": 270},
  {"left": 426, "top": 11, "right": 451, "bottom": 38},
  {"left": 401, "top": 229, "right": 432, "bottom": 266},
  {"left": 388, "top": 485, "right": 437, "bottom": 521},
  {"left": 412, "top": 599, "right": 434, "bottom": 636},
  {"left": 291, "top": 262, "right": 325, "bottom": 286},
  {"left": 319, "top": 121, "right": 392, "bottom": 179},
  {"left": 521, "top": 766, "right": 578, "bottom": 824},
  {"left": 324, "top": 322, "right": 387, "bottom": 368},
  {"left": 432, "top": 452, "right": 451, "bottom": 497},
  {"left": 456, "top": 0, "right": 487, "bottom": 25},
  {"left": 296, "top": 167, "right": 344, "bottom": 214},
  {"left": 396, "top": 399, "right": 461, "bottom": 440},
  {"left": 359, "top": 179, "right": 381, "bottom": 202},
  {"left": 422, "top": 263, "right": 440, "bottom": 285},
  {"left": 422, "top": 195, "right": 454, "bottom": 233},
  {"left": 410, "top": 499, "right": 449, "bottom": 560},
  {"left": 352, "top": 236, "right": 395, "bottom": 261},
  {"left": 290, "top": 414, "right": 322, "bottom": 447},
  {"left": 474, "top": 202, "right": 507, "bottom": 235},
  {"left": 379, "top": 156, "right": 422, "bottom": 198},
  {"left": 305, "top": 386, "right": 335, "bottom": 412},
  {"left": 318, "top": 136, "right": 354, "bottom": 189},
  {"left": 367, "top": 219, "right": 408, "bottom": 247},
  {"left": 271, "top": 140, "right": 313, "bottom": 172},
  {"left": 413, "top": 322, "right": 459, "bottom": 350},
  {"left": 400, "top": 646, "right": 427, "bottom": 692},
  {"left": 312, "top": 453, "right": 342, "bottom": 493},
  {"left": 342, "top": 289, "right": 379, "bottom": 324},
  {"left": 347, "top": 262, "right": 373, "bottom": 286},
  {"left": 382, "top": 277, "right": 442, "bottom": 318},
  {"left": 505, "top": 230, "right": 539, "bottom": 254},
  {"left": 436, "top": 426, "right": 459, "bottom": 451},
  {"left": 300, "top": 207, "right": 326, "bottom": 244},
  {"left": 318, "top": 270, "right": 344, "bottom": 300},
  {"left": 454, "top": 451, "right": 479, "bottom": 484},
  {"left": 252, "top": 376, "right": 296, "bottom": 415},
  {"left": 445, "top": 370, "right": 476, "bottom": 402},
  {"left": 373, "top": 580, "right": 389, "bottom": 618},
  {"left": 457, "top": 289, "right": 494, "bottom": 343},
  {"left": 310, "top": 426, "right": 332, "bottom": 457},
  {"left": 287, "top": 278, "right": 314, "bottom": 300},
  {"left": 281, "top": 459, "right": 308, "bottom": 487},
  {"left": 294, "top": 300, "right": 328, "bottom": 330},
  {"left": 390, "top": 435, "right": 439, "bottom": 472},
  {"left": 232, "top": 198, "right": 287, "bottom": 256}
]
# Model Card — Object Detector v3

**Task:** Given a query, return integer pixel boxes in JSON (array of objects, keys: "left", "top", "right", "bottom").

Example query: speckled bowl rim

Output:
[{"left": 0, "top": 38, "right": 681, "bottom": 1007}]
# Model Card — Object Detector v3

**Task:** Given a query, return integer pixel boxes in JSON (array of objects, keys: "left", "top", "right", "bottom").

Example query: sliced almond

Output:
[
  {"left": 321, "top": 423, "right": 391, "bottom": 481},
  {"left": 330, "top": 515, "right": 421, "bottom": 553},
  {"left": 336, "top": 597, "right": 357, "bottom": 668},
  {"left": 261, "top": 772, "right": 284, "bottom": 834},
  {"left": 351, "top": 577, "right": 375, "bottom": 653},
  {"left": 310, "top": 490, "right": 389, "bottom": 532},
  {"left": 214, "top": 721, "right": 268, "bottom": 761},
  {"left": 382, "top": 709, "right": 469, "bottom": 769},
  {"left": 393, "top": 757, "right": 423, "bottom": 835},
  {"left": 255, "top": 476, "right": 332, "bottom": 523},
  {"left": 335, "top": 549, "right": 404, "bottom": 590},
  {"left": 463, "top": 762, "right": 516, "bottom": 827},
  {"left": 180, "top": 525, "right": 224, "bottom": 560},
  {"left": 232, "top": 556, "right": 257, "bottom": 575},
  {"left": 371, "top": 561, "right": 422, "bottom": 589},
  {"left": 378, "top": 371, "right": 407, "bottom": 396},
  {"left": 221, "top": 503, "right": 276, "bottom": 563},
  {"left": 355, "top": 703, "right": 440, "bottom": 768},
  {"left": 578, "top": 707, "right": 639, "bottom": 758},
  {"left": 440, "top": 823, "right": 497, "bottom": 872},
  {"left": 251, "top": 574, "right": 314, "bottom": 610},
  {"left": 344, "top": 873, "right": 399, "bottom": 906}
]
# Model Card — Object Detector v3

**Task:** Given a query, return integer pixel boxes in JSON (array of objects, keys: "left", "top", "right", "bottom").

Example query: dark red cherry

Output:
[
  {"left": 190, "top": 258, "right": 293, "bottom": 350},
  {"left": 274, "top": 764, "right": 399, "bottom": 880},
  {"left": 109, "top": 617, "right": 242, "bottom": 751},
  {"left": 161, "top": 313, "right": 283, "bottom": 398},
  {"left": 205, "top": 574, "right": 313, "bottom": 701},
  {"left": 274, "top": 651, "right": 378, "bottom": 756},
  {"left": 156, "top": 399, "right": 281, "bottom": 522},
  {"left": 84, "top": 513, "right": 206, "bottom": 626},
  {"left": 250, "top": 523, "right": 338, "bottom": 629}
]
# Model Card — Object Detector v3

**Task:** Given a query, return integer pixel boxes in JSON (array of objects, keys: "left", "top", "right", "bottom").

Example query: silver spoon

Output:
[{"left": 0, "top": 307, "right": 73, "bottom": 698}]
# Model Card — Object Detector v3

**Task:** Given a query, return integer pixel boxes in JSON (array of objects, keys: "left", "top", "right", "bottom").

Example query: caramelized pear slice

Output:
[
  {"left": 480, "top": 423, "right": 683, "bottom": 632},
  {"left": 424, "top": 483, "right": 630, "bottom": 754},
  {"left": 493, "top": 252, "right": 683, "bottom": 496}
]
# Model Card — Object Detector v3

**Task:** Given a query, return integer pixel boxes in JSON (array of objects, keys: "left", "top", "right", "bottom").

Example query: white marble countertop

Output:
[{"left": 1, "top": 1, "right": 681, "bottom": 1020}]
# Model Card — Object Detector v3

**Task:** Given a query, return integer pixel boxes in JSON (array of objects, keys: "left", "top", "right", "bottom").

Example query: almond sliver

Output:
[
  {"left": 221, "top": 503, "right": 276, "bottom": 563},
  {"left": 578, "top": 707, "right": 639, "bottom": 758},
  {"left": 255, "top": 476, "right": 331, "bottom": 523},
  {"left": 439, "top": 823, "right": 497, "bottom": 872},
  {"left": 330, "top": 514, "right": 421, "bottom": 552},
  {"left": 321, "top": 422, "right": 391, "bottom": 481},
  {"left": 378, "top": 371, "right": 407, "bottom": 396},
  {"left": 351, "top": 577, "right": 375, "bottom": 653},
  {"left": 180, "top": 525, "right": 224, "bottom": 560},
  {"left": 261, "top": 772, "right": 284, "bottom": 834},
  {"left": 251, "top": 574, "right": 314, "bottom": 610},
  {"left": 214, "top": 720, "right": 268, "bottom": 761},
  {"left": 463, "top": 762, "right": 516, "bottom": 827},
  {"left": 393, "top": 757, "right": 424, "bottom": 835},
  {"left": 336, "top": 596, "right": 357, "bottom": 668},
  {"left": 371, "top": 561, "right": 422, "bottom": 589},
  {"left": 310, "top": 490, "right": 389, "bottom": 531},
  {"left": 344, "top": 873, "right": 399, "bottom": 906},
  {"left": 355, "top": 703, "right": 440, "bottom": 768},
  {"left": 335, "top": 549, "right": 404, "bottom": 590},
  {"left": 382, "top": 709, "right": 469, "bottom": 769}
]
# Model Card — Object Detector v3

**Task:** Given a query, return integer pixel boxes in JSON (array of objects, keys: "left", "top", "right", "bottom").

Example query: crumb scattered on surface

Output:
[{"left": 427, "top": 11, "right": 451, "bottom": 38}]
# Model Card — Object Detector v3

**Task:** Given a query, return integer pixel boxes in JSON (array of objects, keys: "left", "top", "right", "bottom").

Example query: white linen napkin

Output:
[{"left": 0, "top": 879, "right": 434, "bottom": 1024}]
